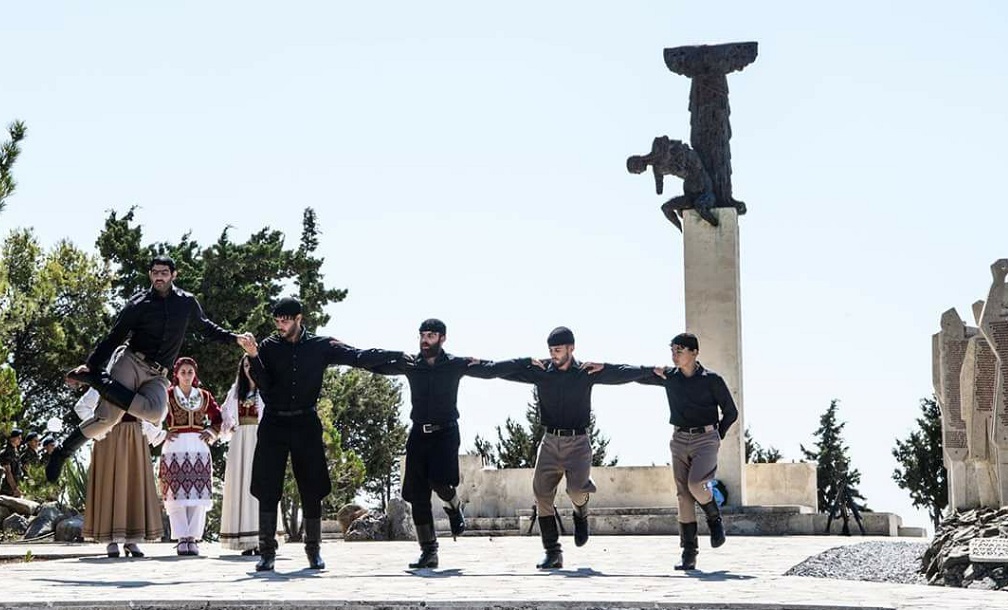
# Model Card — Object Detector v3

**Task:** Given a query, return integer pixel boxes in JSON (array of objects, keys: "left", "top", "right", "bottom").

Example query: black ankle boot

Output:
[
  {"left": 66, "top": 369, "right": 136, "bottom": 411},
  {"left": 304, "top": 518, "right": 324, "bottom": 570},
  {"left": 255, "top": 511, "right": 278, "bottom": 572},
  {"left": 536, "top": 516, "right": 563, "bottom": 569},
  {"left": 45, "top": 428, "right": 88, "bottom": 483},
  {"left": 675, "top": 521, "right": 698, "bottom": 571},
  {"left": 444, "top": 504, "right": 465, "bottom": 540},
  {"left": 409, "top": 523, "right": 438, "bottom": 569},
  {"left": 699, "top": 500, "right": 726, "bottom": 548}
]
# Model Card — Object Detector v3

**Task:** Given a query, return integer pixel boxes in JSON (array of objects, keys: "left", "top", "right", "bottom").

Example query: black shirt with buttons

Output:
[
  {"left": 638, "top": 362, "right": 738, "bottom": 439},
  {"left": 249, "top": 327, "right": 386, "bottom": 415}
]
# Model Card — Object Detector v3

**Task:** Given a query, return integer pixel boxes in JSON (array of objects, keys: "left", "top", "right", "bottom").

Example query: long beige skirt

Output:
[
  {"left": 220, "top": 424, "right": 259, "bottom": 550},
  {"left": 83, "top": 420, "right": 163, "bottom": 543}
]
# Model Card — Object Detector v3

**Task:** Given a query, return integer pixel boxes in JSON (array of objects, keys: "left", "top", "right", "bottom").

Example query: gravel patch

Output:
[{"left": 785, "top": 540, "right": 928, "bottom": 585}]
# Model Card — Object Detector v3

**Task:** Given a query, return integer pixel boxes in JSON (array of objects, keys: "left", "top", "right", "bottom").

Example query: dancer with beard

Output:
[
  {"left": 238, "top": 297, "right": 393, "bottom": 572},
  {"left": 46, "top": 254, "right": 248, "bottom": 483},
  {"left": 358, "top": 318, "right": 532, "bottom": 569},
  {"left": 497, "top": 326, "right": 657, "bottom": 570}
]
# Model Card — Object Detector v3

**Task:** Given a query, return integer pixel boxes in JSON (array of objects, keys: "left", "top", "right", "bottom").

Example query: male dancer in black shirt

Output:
[
  {"left": 46, "top": 255, "right": 246, "bottom": 482},
  {"left": 499, "top": 326, "right": 655, "bottom": 569},
  {"left": 239, "top": 297, "right": 390, "bottom": 572},
  {"left": 360, "top": 318, "right": 530, "bottom": 569},
  {"left": 638, "top": 332, "right": 738, "bottom": 571}
]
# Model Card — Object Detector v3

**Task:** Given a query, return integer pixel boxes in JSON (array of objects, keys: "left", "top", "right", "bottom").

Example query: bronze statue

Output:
[{"left": 627, "top": 136, "right": 719, "bottom": 229}]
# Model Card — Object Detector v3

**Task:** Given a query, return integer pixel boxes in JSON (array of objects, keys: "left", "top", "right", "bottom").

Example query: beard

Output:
[
  {"left": 420, "top": 342, "right": 442, "bottom": 358},
  {"left": 551, "top": 353, "right": 571, "bottom": 368}
]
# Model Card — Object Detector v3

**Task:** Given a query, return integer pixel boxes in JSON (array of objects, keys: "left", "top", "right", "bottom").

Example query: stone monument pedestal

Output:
[{"left": 682, "top": 207, "right": 745, "bottom": 505}]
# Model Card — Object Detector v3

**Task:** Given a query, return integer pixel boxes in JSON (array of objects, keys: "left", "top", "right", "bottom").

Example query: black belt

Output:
[
  {"left": 545, "top": 427, "right": 587, "bottom": 437},
  {"left": 131, "top": 351, "right": 169, "bottom": 376},
  {"left": 676, "top": 425, "right": 716, "bottom": 434},
  {"left": 269, "top": 407, "right": 317, "bottom": 417},
  {"left": 417, "top": 421, "right": 457, "bottom": 434}
]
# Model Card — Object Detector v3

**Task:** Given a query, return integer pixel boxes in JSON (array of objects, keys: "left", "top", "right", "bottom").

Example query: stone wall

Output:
[{"left": 454, "top": 454, "right": 817, "bottom": 518}]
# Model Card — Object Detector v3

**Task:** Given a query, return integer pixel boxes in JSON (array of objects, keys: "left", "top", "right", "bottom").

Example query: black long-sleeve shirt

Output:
[
  {"left": 500, "top": 359, "right": 653, "bottom": 429},
  {"left": 359, "top": 349, "right": 530, "bottom": 424},
  {"left": 637, "top": 362, "right": 739, "bottom": 438},
  {"left": 87, "top": 286, "right": 237, "bottom": 370},
  {"left": 248, "top": 328, "right": 389, "bottom": 414}
]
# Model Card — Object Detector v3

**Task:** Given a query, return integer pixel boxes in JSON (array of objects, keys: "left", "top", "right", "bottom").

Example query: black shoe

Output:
[
  {"left": 106, "top": 543, "right": 120, "bottom": 558},
  {"left": 536, "top": 549, "right": 563, "bottom": 569},
  {"left": 444, "top": 505, "right": 465, "bottom": 540},
  {"left": 305, "top": 546, "right": 325, "bottom": 570},
  {"left": 255, "top": 554, "right": 276, "bottom": 572},
  {"left": 123, "top": 543, "right": 144, "bottom": 557},
  {"left": 674, "top": 521, "right": 699, "bottom": 571},
  {"left": 700, "top": 500, "right": 726, "bottom": 548},
  {"left": 408, "top": 547, "right": 439, "bottom": 569},
  {"left": 241, "top": 548, "right": 256, "bottom": 556},
  {"left": 45, "top": 428, "right": 88, "bottom": 483},
  {"left": 573, "top": 513, "right": 589, "bottom": 547}
]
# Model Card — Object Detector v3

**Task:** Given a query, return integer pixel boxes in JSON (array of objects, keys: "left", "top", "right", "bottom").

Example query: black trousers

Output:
[
  {"left": 251, "top": 411, "right": 331, "bottom": 519},
  {"left": 402, "top": 423, "right": 460, "bottom": 525}
]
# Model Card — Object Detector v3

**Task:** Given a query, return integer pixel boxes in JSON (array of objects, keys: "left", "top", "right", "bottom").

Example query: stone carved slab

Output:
[
  {"left": 979, "top": 260, "right": 1008, "bottom": 449},
  {"left": 961, "top": 312, "right": 997, "bottom": 460},
  {"left": 969, "top": 537, "right": 1008, "bottom": 563},
  {"left": 935, "top": 308, "right": 974, "bottom": 461}
]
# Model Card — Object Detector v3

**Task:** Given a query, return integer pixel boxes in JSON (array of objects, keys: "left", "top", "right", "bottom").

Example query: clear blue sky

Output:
[{"left": 4, "top": 1, "right": 1007, "bottom": 529}]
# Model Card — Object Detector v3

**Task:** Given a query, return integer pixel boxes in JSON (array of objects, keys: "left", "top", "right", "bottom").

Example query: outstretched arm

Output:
[
  {"left": 464, "top": 357, "right": 536, "bottom": 380},
  {"left": 354, "top": 348, "right": 409, "bottom": 375},
  {"left": 588, "top": 363, "right": 655, "bottom": 385},
  {"left": 191, "top": 297, "right": 240, "bottom": 344},
  {"left": 636, "top": 367, "right": 670, "bottom": 386}
]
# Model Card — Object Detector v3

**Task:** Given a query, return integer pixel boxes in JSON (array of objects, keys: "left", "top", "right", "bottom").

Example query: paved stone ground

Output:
[{"left": 0, "top": 535, "right": 1003, "bottom": 610}]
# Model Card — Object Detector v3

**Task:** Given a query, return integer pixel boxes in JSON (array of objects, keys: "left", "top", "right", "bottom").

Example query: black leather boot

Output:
[
  {"left": 409, "top": 523, "right": 439, "bottom": 569},
  {"left": 700, "top": 500, "right": 726, "bottom": 548},
  {"left": 536, "top": 516, "right": 563, "bottom": 569},
  {"left": 674, "top": 521, "right": 698, "bottom": 571},
  {"left": 444, "top": 504, "right": 465, "bottom": 540},
  {"left": 304, "top": 517, "right": 324, "bottom": 570},
  {"left": 66, "top": 369, "right": 136, "bottom": 411},
  {"left": 255, "top": 511, "right": 278, "bottom": 572},
  {"left": 572, "top": 501, "right": 589, "bottom": 547},
  {"left": 45, "top": 428, "right": 88, "bottom": 483}
]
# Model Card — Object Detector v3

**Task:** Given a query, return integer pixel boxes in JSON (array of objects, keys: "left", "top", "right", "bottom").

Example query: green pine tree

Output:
[
  {"left": 800, "top": 399, "right": 868, "bottom": 512},
  {"left": 892, "top": 396, "right": 947, "bottom": 528}
]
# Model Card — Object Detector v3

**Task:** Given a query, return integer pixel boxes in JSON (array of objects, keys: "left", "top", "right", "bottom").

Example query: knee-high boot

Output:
[
  {"left": 304, "top": 517, "right": 324, "bottom": 570},
  {"left": 66, "top": 370, "right": 136, "bottom": 411},
  {"left": 409, "top": 523, "right": 439, "bottom": 569},
  {"left": 675, "top": 521, "right": 698, "bottom": 571},
  {"left": 255, "top": 511, "right": 278, "bottom": 572},
  {"left": 699, "top": 500, "right": 726, "bottom": 548},
  {"left": 536, "top": 516, "right": 563, "bottom": 569},
  {"left": 44, "top": 428, "right": 88, "bottom": 483}
]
